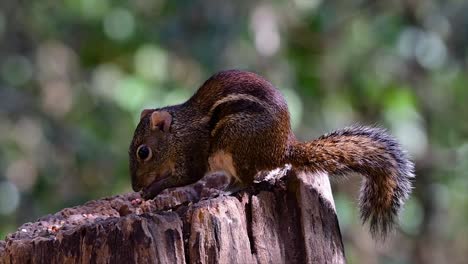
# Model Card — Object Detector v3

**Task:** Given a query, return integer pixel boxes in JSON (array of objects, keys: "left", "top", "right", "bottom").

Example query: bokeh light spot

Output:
[
  {"left": 383, "top": 88, "right": 427, "bottom": 158},
  {"left": 400, "top": 197, "right": 423, "bottom": 235},
  {"left": 13, "top": 118, "right": 44, "bottom": 153},
  {"left": 92, "top": 64, "right": 123, "bottom": 99},
  {"left": 398, "top": 27, "right": 422, "bottom": 59},
  {"left": 134, "top": 44, "right": 168, "bottom": 82},
  {"left": 415, "top": 31, "right": 447, "bottom": 69},
  {"left": 103, "top": 8, "right": 135, "bottom": 41},
  {"left": 36, "top": 41, "right": 77, "bottom": 81},
  {"left": 281, "top": 88, "right": 303, "bottom": 130},
  {"left": 322, "top": 95, "right": 356, "bottom": 130},
  {"left": 6, "top": 159, "right": 38, "bottom": 191},
  {"left": 0, "top": 181, "right": 20, "bottom": 215},
  {"left": 397, "top": 27, "right": 447, "bottom": 69},
  {"left": 114, "top": 77, "right": 151, "bottom": 111},
  {"left": 79, "top": 0, "right": 109, "bottom": 19},
  {"left": 294, "top": 0, "right": 322, "bottom": 10},
  {"left": 1, "top": 55, "right": 33, "bottom": 86},
  {"left": 41, "top": 81, "right": 74, "bottom": 118},
  {"left": 250, "top": 5, "right": 280, "bottom": 57}
]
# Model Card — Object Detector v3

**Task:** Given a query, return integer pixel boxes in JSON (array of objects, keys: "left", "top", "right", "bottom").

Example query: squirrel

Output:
[{"left": 129, "top": 69, "right": 414, "bottom": 238}]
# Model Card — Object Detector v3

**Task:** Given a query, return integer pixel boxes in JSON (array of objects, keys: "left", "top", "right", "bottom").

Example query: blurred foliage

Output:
[{"left": 1, "top": 0, "right": 468, "bottom": 263}]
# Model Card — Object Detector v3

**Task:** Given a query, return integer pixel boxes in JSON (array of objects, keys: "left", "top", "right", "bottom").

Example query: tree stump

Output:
[{"left": 0, "top": 170, "right": 345, "bottom": 264}]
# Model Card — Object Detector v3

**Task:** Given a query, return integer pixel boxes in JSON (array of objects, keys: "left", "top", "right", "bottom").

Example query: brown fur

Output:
[{"left": 129, "top": 70, "right": 414, "bottom": 238}]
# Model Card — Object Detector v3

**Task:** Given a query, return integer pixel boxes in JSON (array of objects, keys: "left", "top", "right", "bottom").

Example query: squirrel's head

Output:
[{"left": 129, "top": 109, "right": 175, "bottom": 192}]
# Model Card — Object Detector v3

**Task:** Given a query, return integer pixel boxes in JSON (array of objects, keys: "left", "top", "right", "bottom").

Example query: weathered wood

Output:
[{"left": 0, "top": 170, "right": 345, "bottom": 264}]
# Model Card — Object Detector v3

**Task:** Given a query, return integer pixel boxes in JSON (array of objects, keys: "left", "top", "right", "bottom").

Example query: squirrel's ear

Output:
[
  {"left": 150, "top": 111, "right": 172, "bottom": 132},
  {"left": 140, "top": 109, "right": 154, "bottom": 120}
]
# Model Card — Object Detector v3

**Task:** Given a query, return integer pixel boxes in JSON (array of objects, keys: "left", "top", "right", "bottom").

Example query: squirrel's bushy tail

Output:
[{"left": 288, "top": 126, "right": 414, "bottom": 238}]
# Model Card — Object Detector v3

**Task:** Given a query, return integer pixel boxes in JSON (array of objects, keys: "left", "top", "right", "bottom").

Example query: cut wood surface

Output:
[{"left": 0, "top": 170, "right": 345, "bottom": 264}]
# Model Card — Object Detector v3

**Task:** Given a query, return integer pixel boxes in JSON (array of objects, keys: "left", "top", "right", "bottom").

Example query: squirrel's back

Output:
[
  {"left": 188, "top": 70, "right": 289, "bottom": 115},
  {"left": 182, "top": 70, "right": 294, "bottom": 184}
]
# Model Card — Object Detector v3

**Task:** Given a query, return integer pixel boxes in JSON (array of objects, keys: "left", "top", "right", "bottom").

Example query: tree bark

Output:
[{"left": 0, "top": 170, "right": 345, "bottom": 264}]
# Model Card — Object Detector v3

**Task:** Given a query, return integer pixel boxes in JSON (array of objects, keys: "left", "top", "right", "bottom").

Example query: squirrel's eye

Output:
[{"left": 136, "top": 145, "right": 152, "bottom": 161}]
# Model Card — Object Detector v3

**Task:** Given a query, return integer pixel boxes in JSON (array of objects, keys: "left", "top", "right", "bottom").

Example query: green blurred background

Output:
[{"left": 1, "top": 0, "right": 467, "bottom": 263}]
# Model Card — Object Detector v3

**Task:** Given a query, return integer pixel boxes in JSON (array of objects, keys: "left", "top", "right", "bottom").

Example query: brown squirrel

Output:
[{"left": 129, "top": 70, "right": 414, "bottom": 238}]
